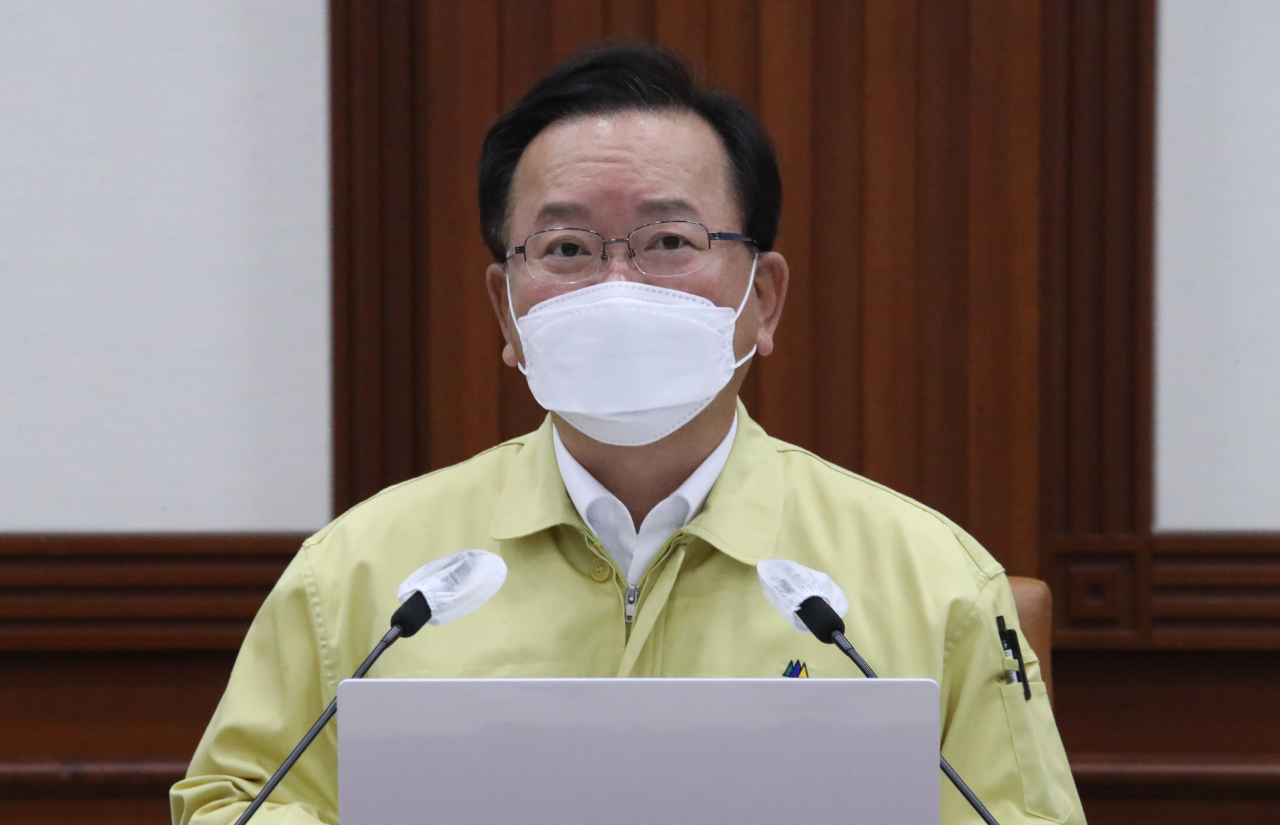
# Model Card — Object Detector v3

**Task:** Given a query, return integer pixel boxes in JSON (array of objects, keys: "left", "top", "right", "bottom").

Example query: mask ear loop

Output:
[
  {"left": 505, "top": 269, "right": 531, "bottom": 377},
  {"left": 731, "top": 254, "right": 760, "bottom": 368}
]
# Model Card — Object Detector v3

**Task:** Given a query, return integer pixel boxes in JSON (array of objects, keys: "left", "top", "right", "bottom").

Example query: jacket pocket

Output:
[{"left": 1000, "top": 682, "right": 1075, "bottom": 822}]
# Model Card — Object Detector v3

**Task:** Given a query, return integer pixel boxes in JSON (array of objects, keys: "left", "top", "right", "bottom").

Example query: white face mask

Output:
[{"left": 509, "top": 257, "right": 758, "bottom": 447}]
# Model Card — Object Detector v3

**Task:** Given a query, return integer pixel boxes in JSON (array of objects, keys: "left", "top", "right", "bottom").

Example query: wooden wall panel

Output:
[
  {"left": 915, "top": 0, "right": 969, "bottom": 529},
  {"left": 1057, "top": 648, "right": 1280, "bottom": 823},
  {"left": 0, "top": 536, "right": 297, "bottom": 824},
  {"left": 754, "top": 0, "right": 814, "bottom": 448},
  {"left": 809, "top": 0, "right": 863, "bottom": 474},
  {"left": 1040, "top": 0, "right": 1149, "bottom": 539},
  {"left": 0, "top": 536, "right": 298, "bottom": 651},
  {"left": 0, "top": 652, "right": 232, "bottom": 824},
  {"left": 1039, "top": 0, "right": 1152, "bottom": 622},
  {"left": 1, "top": 652, "right": 234, "bottom": 777},
  {"left": 1047, "top": 534, "right": 1280, "bottom": 650},
  {"left": 424, "top": 0, "right": 504, "bottom": 469},
  {"left": 1034, "top": 2, "right": 1280, "bottom": 820},
  {"left": 860, "top": 0, "right": 922, "bottom": 503},
  {"left": 1036, "top": 1, "right": 1280, "bottom": 652},
  {"left": 332, "top": 0, "right": 430, "bottom": 508},
  {"left": 966, "top": 0, "right": 1042, "bottom": 577}
]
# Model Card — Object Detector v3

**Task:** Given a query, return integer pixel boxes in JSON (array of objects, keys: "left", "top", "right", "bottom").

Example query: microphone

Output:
[
  {"left": 233, "top": 549, "right": 508, "bottom": 825},
  {"left": 756, "top": 559, "right": 1002, "bottom": 825}
]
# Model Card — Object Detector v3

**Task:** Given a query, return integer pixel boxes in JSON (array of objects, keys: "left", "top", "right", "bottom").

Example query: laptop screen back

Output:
[{"left": 338, "top": 677, "right": 939, "bottom": 825}]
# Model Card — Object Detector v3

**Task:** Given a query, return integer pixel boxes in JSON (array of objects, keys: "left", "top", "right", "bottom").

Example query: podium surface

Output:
[{"left": 339, "top": 677, "right": 940, "bottom": 824}]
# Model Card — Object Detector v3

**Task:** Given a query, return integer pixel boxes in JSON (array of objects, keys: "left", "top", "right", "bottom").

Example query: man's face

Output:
[{"left": 487, "top": 109, "right": 777, "bottom": 370}]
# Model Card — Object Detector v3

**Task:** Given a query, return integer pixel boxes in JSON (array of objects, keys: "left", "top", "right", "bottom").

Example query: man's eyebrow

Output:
[
  {"left": 636, "top": 198, "right": 699, "bottom": 219},
  {"left": 534, "top": 202, "right": 590, "bottom": 225},
  {"left": 532, "top": 198, "right": 700, "bottom": 228}
]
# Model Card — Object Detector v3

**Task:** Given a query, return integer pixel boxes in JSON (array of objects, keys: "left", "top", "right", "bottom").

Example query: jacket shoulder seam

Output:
[
  {"left": 773, "top": 443, "right": 999, "bottom": 587},
  {"left": 304, "top": 439, "right": 528, "bottom": 547},
  {"left": 298, "top": 545, "right": 339, "bottom": 699}
]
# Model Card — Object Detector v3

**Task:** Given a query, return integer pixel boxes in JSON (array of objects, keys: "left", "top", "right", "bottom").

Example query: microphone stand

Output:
[
  {"left": 798, "top": 597, "right": 1002, "bottom": 825},
  {"left": 232, "top": 593, "right": 431, "bottom": 825}
]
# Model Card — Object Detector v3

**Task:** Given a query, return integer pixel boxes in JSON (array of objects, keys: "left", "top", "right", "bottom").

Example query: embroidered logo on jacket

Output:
[{"left": 782, "top": 660, "right": 809, "bottom": 678}]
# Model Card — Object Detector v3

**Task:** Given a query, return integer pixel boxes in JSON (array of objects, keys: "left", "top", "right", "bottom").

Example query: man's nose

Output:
[{"left": 598, "top": 239, "right": 638, "bottom": 282}]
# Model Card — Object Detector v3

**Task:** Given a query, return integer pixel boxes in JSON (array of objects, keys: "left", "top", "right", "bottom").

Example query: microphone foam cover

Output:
[
  {"left": 396, "top": 549, "right": 508, "bottom": 626},
  {"left": 795, "top": 596, "right": 846, "bottom": 644},
  {"left": 390, "top": 590, "right": 432, "bottom": 637},
  {"left": 757, "top": 558, "right": 851, "bottom": 633}
]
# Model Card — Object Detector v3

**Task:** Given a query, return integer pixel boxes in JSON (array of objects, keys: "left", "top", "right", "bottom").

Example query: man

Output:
[{"left": 173, "top": 45, "right": 1084, "bottom": 825}]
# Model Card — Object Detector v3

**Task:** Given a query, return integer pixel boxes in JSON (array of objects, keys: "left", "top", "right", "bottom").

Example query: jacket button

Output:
[{"left": 590, "top": 560, "right": 611, "bottom": 582}]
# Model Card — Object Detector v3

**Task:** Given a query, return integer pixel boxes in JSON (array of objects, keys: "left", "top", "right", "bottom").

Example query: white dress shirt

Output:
[{"left": 552, "top": 414, "right": 738, "bottom": 585}]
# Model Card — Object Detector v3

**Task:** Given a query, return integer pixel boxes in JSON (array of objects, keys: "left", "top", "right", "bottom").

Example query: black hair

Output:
[{"left": 477, "top": 43, "right": 782, "bottom": 262}]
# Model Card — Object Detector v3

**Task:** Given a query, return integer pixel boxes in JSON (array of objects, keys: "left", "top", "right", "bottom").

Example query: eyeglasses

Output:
[{"left": 505, "top": 220, "right": 755, "bottom": 284}]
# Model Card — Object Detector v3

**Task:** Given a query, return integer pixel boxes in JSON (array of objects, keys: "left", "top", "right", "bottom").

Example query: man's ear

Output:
[
  {"left": 752, "top": 251, "right": 789, "bottom": 357},
  {"left": 485, "top": 263, "right": 520, "bottom": 368}
]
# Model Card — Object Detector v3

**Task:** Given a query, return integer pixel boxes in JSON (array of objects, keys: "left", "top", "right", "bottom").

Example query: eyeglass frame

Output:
[{"left": 503, "top": 219, "right": 756, "bottom": 282}]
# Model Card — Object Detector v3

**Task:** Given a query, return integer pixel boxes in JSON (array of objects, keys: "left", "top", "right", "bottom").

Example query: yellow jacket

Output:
[{"left": 172, "top": 405, "right": 1084, "bottom": 824}]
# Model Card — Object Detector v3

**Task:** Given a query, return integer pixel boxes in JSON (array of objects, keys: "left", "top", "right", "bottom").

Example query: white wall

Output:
[
  {"left": 0, "top": 1, "right": 331, "bottom": 532},
  {"left": 1156, "top": 0, "right": 1280, "bottom": 530}
]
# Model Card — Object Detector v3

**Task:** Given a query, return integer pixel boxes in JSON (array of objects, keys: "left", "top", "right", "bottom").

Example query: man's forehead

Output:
[
  {"left": 509, "top": 110, "right": 733, "bottom": 225},
  {"left": 541, "top": 108, "right": 711, "bottom": 143}
]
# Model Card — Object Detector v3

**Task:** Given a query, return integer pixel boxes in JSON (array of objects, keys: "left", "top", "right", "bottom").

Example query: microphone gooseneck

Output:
[
  {"left": 233, "top": 550, "right": 507, "bottom": 825},
  {"left": 830, "top": 631, "right": 877, "bottom": 680},
  {"left": 940, "top": 755, "right": 1001, "bottom": 825},
  {"left": 758, "top": 562, "right": 1002, "bottom": 825}
]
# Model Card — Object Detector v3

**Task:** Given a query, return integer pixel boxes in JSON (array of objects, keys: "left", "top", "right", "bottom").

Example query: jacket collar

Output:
[
  {"left": 680, "top": 401, "right": 783, "bottom": 565},
  {"left": 489, "top": 400, "right": 783, "bottom": 566},
  {"left": 489, "top": 415, "right": 585, "bottom": 540}
]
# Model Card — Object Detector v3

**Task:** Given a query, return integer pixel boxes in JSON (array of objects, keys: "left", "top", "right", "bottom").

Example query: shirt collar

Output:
[
  {"left": 551, "top": 413, "right": 738, "bottom": 533},
  {"left": 490, "top": 400, "right": 782, "bottom": 566}
]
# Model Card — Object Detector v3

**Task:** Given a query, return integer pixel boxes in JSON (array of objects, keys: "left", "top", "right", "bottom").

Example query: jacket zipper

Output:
[
  {"left": 624, "top": 583, "right": 640, "bottom": 625},
  {"left": 578, "top": 529, "right": 636, "bottom": 637},
  {"left": 578, "top": 528, "right": 681, "bottom": 640},
  {"left": 621, "top": 538, "right": 682, "bottom": 629}
]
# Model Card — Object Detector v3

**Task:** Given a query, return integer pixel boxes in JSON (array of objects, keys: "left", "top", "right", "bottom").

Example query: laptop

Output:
[{"left": 338, "top": 677, "right": 939, "bottom": 824}]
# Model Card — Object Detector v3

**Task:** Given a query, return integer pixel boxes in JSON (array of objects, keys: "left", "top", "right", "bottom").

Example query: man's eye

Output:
[
  {"left": 549, "top": 241, "right": 585, "bottom": 258},
  {"left": 653, "top": 234, "right": 689, "bottom": 251}
]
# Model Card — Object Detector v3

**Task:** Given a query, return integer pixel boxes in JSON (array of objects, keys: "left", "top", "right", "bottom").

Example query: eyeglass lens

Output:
[{"left": 523, "top": 221, "right": 712, "bottom": 282}]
